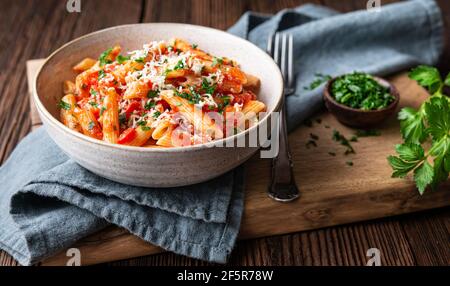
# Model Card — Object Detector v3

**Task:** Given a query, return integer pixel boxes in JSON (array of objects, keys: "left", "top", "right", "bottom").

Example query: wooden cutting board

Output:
[{"left": 26, "top": 59, "right": 450, "bottom": 266}]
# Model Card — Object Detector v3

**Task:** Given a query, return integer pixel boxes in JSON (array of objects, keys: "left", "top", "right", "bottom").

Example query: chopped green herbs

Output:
[
  {"left": 173, "top": 60, "right": 185, "bottom": 70},
  {"left": 99, "top": 48, "right": 113, "bottom": 66},
  {"left": 355, "top": 129, "right": 381, "bottom": 137},
  {"left": 332, "top": 130, "right": 355, "bottom": 155},
  {"left": 98, "top": 70, "right": 106, "bottom": 79},
  {"left": 119, "top": 113, "right": 127, "bottom": 125},
  {"left": 100, "top": 106, "right": 106, "bottom": 116},
  {"left": 90, "top": 88, "right": 98, "bottom": 96},
  {"left": 201, "top": 78, "right": 216, "bottom": 95},
  {"left": 175, "top": 89, "right": 201, "bottom": 105},
  {"left": 144, "top": 101, "right": 156, "bottom": 110},
  {"left": 117, "top": 55, "right": 130, "bottom": 64},
  {"left": 141, "top": 126, "right": 151, "bottom": 131},
  {"left": 134, "top": 56, "right": 145, "bottom": 63},
  {"left": 88, "top": 101, "right": 98, "bottom": 107},
  {"left": 192, "top": 44, "right": 198, "bottom": 49},
  {"left": 304, "top": 73, "right": 332, "bottom": 90},
  {"left": 331, "top": 72, "right": 394, "bottom": 110},
  {"left": 147, "top": 90, "right": 159, "bottom": 98},
  {"left": 87, "top": 121, "right": 95, "bottom": 130},
  {"left": 152, "top": 111, "right": 161, "bottom": 118},
  {"left": 310, "top": 133, "right": 319, "bottom": 141},
  {"left": 58, "top": 100, "right": 71, "bottom": 110},
  {"left": 350, "top": 135, "right": 358, "bottom": 142},
  {"left": 305, "top": 140, "right": 317, "bottom": 149},
  {"left": 388, "top": 65, "right": 450, "bottom": 194},
  {"left": 212, "top": 57, "right": 223, "bottom": 67}
]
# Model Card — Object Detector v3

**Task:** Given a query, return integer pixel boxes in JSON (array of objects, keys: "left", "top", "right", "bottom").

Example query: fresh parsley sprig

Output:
[{"left": 388, "top": 65, "right": 450, "bottom": 194}]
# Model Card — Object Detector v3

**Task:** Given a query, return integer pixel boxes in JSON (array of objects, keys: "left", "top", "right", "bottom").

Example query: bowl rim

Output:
[
  {"left": 323, "top": 74, "right": 400, "bottom": 114},
  {"left": 34, "top": 23, "right": 284, "bottom": 153}
]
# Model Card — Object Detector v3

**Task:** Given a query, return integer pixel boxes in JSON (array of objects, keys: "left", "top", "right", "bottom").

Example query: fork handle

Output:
[{"left": 268, "top": 98, "right": 300, "bottom": 202}]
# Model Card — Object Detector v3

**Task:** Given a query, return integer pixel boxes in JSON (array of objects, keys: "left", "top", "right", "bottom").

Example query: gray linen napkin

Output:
[{"left": 0, "top": 0, "right": 444, "bottom": 265}]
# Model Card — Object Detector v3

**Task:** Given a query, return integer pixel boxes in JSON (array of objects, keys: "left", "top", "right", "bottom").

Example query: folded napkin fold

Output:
[{"left": 0, "top": 0, "right": 444, "bottom": 265}]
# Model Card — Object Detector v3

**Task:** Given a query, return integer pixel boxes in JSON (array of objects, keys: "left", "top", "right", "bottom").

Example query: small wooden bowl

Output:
[{"left": 323, "top": 76, "right": 400, "bottom": 128}]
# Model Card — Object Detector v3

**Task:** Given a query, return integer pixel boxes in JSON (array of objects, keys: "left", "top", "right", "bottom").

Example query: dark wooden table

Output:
[{"left": 1, "top": 0, "right": 449, "bottom": 266}]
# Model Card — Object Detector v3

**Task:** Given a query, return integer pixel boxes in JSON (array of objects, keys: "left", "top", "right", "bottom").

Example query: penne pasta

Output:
[
  {"left": 75, "top": 108, "right": 102, "bottom": 140},
  {"left": 60, "top": 94, "right": 81, "bottom": 132},
  {"left": 63, "top": 80, "right": 76, "bottom": 94},
  {"left": 102, "top": 88, "right": 120, "bottom": 143},
  {"left": 152, "top": 120, "right": 171, "bottom": 140},
  {"left": 73, "top": 58, "right": 97, "bottom": 73},
  {"left": 155, "top": 127, "right": 174, "bottom": 147}
]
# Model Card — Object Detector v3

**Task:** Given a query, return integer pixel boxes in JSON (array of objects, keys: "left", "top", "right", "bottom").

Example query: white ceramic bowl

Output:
[{"left": 34, "top": 23, "right": 283, "bottom": 187}]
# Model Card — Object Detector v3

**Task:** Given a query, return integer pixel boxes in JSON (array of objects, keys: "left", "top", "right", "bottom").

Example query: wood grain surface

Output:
[{"left": 1, "top": 0, "right": 450, "bottom": 266}]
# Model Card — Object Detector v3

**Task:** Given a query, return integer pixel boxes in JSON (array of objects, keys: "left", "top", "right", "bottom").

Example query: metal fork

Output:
[{"left": 267, "top": 33, "right": 300, "bottom": 202}]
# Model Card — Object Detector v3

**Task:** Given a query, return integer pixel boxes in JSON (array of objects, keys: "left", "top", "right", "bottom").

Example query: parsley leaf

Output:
[
  {"left": 212, "top": 57, "right": 223, "bottom": 67},
  {"left": 173, "top": 60, "right": 185, "bottom": 70},
  {"left": 147, "top": 90, "right": 159, "bottom": 98},
  {"left": 201, "top": 78, "right": 216, "bottom": 95},
  {"left": 144, "top": 101, "right": 156, "bottom": 110},
  {"left": 58, "top": 100, "right": 71, "bottom": 110},
  {"left": 152, "top": 111, "right": 161, "bottom": 118},
  {"left": 99, "top": 48, "right": 113, "bottom": 66},
  {"left": 117, "top": 55, "right": 130, "bottom": 64},
  {"left": 98, "top": 70, "right": 106, "bottom": 79},
  {"left": 414, "top": 162, "right": 434, "bottom": 195},
  {"left": 388, "top": 65, "right": 450, "bottom": 194},
  {"left": 408, "top": 65, "right": 442, "bottom": 94}
]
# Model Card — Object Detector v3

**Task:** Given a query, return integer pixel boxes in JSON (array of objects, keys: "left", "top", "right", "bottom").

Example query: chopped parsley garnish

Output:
[
  {"left": 221, "top": 95, "right": 231, "bottom": 106},
  {"left": 310, "top": 133, "right": 319, "bottom": 141},
  {"left": 304, "top": 73, "right": 332, "bottom": 90},
  {"left": 90, "top": 88, "right": 98, "bottom": 96},
  {"left": 212, "top": 57, "right": 223, "bottom": 67},
  {"left": 58, "top": 100, "right": 71, "bottom": 110},
  {"left": 119, "top": 113, "right": 127, "bottom": 125},
  {"left": 99, "top": 48, "right": 113, "bottom": 66},
  {"left": 305, "top": 140, "right": 317, "bottom": 149},
  {"left": 100, "top": 106, "right": 106, "bottom": 116},
  {"left": 134, "top": 57, "right": 145, "bottom": 63},
  {"left": 355, "top": 129, "right": 381, "bottom": 137},
  {"left": 141, "top": 126, "right": 151, "bottom": 131},
  {"left": 332, "top": 130, "right": 355, "bottom": 155},
  {"left": 147, "top": 90, "right": 159, "bottom": 98},
  {"left": 98, "top": 70, "right": 106, "bottom": 79},
  {"left": 175, "top": 89, "right": 201, "bottom": 105},
  {"left": 152, "top": 111, "right": 161, "bottom": 118},
  {"left": 117, "top": 55, "right": 130, "bottom": 64},
  {"left": 88, "top": 101, "right": 98, "bottom": 107},
  {"left": 173, "top": 60, "right": 185, "bottom": 70},
  {"left": 144, "top": 101, "right": 156, "bottom": 110},
  {"left": 87, "top": 121, "right": 95, "bottom": 130},
  {"left": 201, "top": 78, "right": 216, "bottom": 95},
  {"left": 331, "top": 72, "right": 394, "bottom": 110},
  {"left": 192, "top": 44, "right": 198, "bottom": 49}
]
